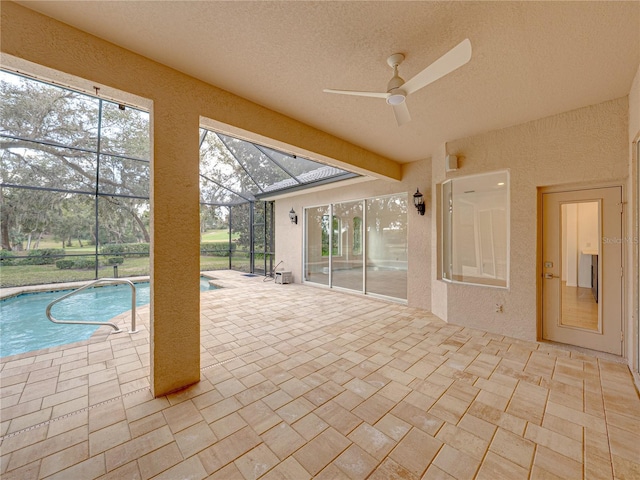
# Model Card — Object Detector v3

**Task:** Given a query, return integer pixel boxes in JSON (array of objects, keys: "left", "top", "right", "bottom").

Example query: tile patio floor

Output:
[{"left": 1, "top": 270, "right": 639, "bottom": 479}]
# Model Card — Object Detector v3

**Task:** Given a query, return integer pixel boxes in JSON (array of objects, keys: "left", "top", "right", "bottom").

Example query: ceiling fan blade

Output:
[
  {"left": 392, "top": 101, "right": 411, "bottom": 126},
  {"left": 323, "top": 88, "right": 389, "bottom": 99},
  {"left": 403, "top": 38, "right": 472, "bottom": 96}
]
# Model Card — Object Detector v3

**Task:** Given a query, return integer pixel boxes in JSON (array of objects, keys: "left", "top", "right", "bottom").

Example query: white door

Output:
[{"left": 541, "top": 187, "right": 622, "bottom": 355}]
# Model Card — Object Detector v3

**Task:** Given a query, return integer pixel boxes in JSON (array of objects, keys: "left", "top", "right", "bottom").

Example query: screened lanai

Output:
[
  {"left": 0, "top": 69, "right": 357, "bottom": 287},
  {"left": 198, "top": 129, "right": 357, "bottom": 276}
]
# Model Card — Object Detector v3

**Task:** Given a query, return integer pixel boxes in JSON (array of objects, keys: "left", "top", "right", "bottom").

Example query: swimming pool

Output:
[{"left": 0, "top": 277, "right": 216, "bottom": 358}]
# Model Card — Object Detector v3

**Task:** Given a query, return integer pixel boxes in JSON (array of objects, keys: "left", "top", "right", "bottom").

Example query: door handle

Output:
[{"left": 543, "top": 273, "right": 559, "bottom": 279}]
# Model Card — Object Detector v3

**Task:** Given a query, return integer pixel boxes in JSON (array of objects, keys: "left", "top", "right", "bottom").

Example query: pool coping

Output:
[{"left": 0, "top": 273, "right": 228, "bottom": 301}]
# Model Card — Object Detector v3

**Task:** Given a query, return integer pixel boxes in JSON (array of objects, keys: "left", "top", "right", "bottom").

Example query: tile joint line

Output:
[{"left": 0, "top": 348, "right": 260, "bottom": 441}]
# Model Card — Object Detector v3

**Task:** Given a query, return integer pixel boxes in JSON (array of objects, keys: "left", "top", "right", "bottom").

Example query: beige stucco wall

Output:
[
  {"left": 630, "top": 64, "right": 640, "bottom": 144},
  {"left": 433, "top": 97, "right": 630, "bottom": 341},
  {"left": 628, "top": 63, "right": 640, "bottom": 375},
  {"left": 0, "top": 2, "right": 402, "bottom": 396},
  {"left": 274, "top": 158, "right": 431, "bottom": 311}
]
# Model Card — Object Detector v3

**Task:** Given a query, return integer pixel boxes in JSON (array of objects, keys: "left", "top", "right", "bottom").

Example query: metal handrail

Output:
[{"left": 45, "top": 278, "right": 139, "bottom": 334}]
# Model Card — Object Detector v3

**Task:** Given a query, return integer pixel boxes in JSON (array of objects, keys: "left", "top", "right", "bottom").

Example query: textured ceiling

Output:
[{"left": 15, "top": 1, "right": 640, "bottom": 164}]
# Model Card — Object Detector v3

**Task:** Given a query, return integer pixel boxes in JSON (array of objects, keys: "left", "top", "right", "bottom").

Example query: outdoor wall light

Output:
[
  {"left": 289, "top": 208, "right": 298, "bottom": 224},
  {"left": 413, "top": 189, "right": 425, "bottom": 215}
]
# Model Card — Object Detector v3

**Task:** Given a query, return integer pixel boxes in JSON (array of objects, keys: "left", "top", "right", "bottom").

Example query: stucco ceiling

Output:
[{"left": 15, "top": 1, "right": 640, "bottom": 164}]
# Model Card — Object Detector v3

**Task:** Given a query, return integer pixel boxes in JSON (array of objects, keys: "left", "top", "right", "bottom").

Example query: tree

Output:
[
  {"left": 50, "top": 195, "right": 94, "bottom": 247},
  {"left": 0, "top": 71, "right": 150, "bottom": 251},
  {"left": 199, "top": 130, "right": 256, "bottom": 252}
]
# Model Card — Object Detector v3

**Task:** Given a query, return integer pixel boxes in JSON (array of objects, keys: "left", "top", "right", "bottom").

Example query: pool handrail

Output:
[{"left": 45, "top": 278, "right": 139, "bottom": 334}]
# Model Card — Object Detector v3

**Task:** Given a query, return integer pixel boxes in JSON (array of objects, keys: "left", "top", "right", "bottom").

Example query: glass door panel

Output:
[
  {"left": 331, "top": 201, "right": 364, "bottom": 292},
  {"left": 365, "top": 195, "right": 408, "bottom": 299},
  {"left": 304, "top": 206, "right": 330, "bottom": 286},
  {"left": 560, "top": 201, "right": 600, "bottom": 331}
]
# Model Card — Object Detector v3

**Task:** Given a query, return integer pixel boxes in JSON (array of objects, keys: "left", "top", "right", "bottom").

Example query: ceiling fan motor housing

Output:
[{"left": 386, "top": 88, "right": 406, "bottom": 105}]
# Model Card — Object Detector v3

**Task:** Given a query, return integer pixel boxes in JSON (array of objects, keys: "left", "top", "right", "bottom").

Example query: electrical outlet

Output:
[{"left": 495, "top": 304, "right": 503, "bottom": 313}]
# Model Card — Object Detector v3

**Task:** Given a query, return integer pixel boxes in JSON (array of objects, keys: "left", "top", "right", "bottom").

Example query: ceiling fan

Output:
[{"left": 323, "top": 38, "right": 472, "bottom": 126}]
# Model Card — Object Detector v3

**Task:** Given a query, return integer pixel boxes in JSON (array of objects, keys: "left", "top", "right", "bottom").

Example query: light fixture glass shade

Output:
[
  {"left": 413, "top": 189, "right": 423, "bottom": 206},
  {"left": 386, "top": 92, "right": 406, "bottom": 105},
  {"left": 289, "top": 208, "right": 297, "bottom": 224}
]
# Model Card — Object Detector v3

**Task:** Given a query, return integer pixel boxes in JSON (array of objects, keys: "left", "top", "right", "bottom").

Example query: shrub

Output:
[
  {"left": 100, "top": 244, "right": 126, "bottom": 255},
  {"left": 0, "top": 249, "right": 17, "bottom": 266},
  {"left": 55, "top": 259, "right": 75, "bottom": 270},
  {"left": 200, "top": 242, "right": 235, "bottom": 257},
  {"left": 20, "top": 249, "right": 65, "bottom": 265},
  {"left": 105, "top": 256, "right": 125, "bottom": 265},
  {"left": 129, "top": 243, "right": 150, "bottom": 257},
  {"left": 100, "top": 243, "right": 149, "bottom": 257},
  {"left": 73, "top": 258, "right": 97, "bottom": 269}
]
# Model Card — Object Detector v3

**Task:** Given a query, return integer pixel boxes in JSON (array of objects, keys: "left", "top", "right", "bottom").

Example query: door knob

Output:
[{"left": 543, "top": 273, "right": 559, "bottom": 279}]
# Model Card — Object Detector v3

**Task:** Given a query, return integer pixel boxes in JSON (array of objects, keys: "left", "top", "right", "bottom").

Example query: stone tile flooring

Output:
[{"left": 1, "top": 270, "right": 639, "bottom": 479}]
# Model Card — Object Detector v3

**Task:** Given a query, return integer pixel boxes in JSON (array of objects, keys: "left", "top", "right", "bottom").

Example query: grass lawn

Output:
[
  {"left": 201, "top": 230, "right": 238, "bottom": 242},
  {"left": 9, "top": 230, "right": 233, "bottom": 254},
  {"left": 1, "top": 231, "right": 248, "bottom": 287},
  {"left": 0, "top": 257, "right": 151, "bottom": 288}
]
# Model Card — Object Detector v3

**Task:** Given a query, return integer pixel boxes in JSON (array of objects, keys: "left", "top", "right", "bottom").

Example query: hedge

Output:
[
  {"left": 55, "top": 259, "right": 75, "bottom": 270},
  {"left": 73, "top": 258, "right": 98, "bottom": 269},
  {"left": 100, "top": 243, "right": 149, "bottom": 257},
  {"left": 99, "top": 242, "right": 234, "bottom": 257},
  {"left": 0, "top": 250, "right": 17, "bottom": 266},
  {"left": 200, "top": 242, "right": 236, "bottom": 257},
  {"left": 106, "top": 256, "right": 125, "bottom": 265},
  {"left": 20, "top": 249, "right": 65, "bottom": 265}
]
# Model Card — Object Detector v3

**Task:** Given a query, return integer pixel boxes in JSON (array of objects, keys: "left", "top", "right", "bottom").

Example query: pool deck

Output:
[{"left": 1, "top": 270, "right": 639, "bottom": 479}]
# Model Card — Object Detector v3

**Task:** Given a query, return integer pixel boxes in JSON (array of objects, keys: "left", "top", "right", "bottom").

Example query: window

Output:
[{"left": 442, "top": 171, "right": 509, "bottom": 288}]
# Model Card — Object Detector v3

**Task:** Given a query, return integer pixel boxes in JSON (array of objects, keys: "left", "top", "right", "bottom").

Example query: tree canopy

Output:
[{"left": 0, "top": 72, "right": 150, "bottom": 251}]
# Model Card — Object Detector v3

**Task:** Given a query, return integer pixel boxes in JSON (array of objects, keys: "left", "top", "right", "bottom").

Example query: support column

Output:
[{"left": 150, "top": 101, "right": 200, "bottom": 397}]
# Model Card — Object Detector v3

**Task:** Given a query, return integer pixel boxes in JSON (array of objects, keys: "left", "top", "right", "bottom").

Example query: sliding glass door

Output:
[{"left": 303, "top": 193, "right": 407, "bottom": 301}]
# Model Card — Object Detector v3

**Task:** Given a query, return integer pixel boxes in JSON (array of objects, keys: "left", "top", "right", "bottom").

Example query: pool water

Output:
[{"left": 0, "top": 277, "right": 216, "bottom": 358}]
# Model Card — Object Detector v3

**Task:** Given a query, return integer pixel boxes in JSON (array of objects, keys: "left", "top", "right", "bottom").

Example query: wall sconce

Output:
[
  {"left": 413, "top": 189, "right": 425, "bottom": 215},
  {"left": 289, "top": 208, "right": 298, "bottom": 224}
]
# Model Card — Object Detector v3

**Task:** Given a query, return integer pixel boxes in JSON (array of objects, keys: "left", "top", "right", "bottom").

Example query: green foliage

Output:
[
  {"left": 55, "top": 259, "right": 75, "bottom": 269},
  {"left": 72, "top": 258, "right": 98, "bottom": 269},
  {"left": 100, "top": 243, "right": 149, "bottom": 257},
  {"left": 99, "top": 244, "right": 126, "bottom": 255},
  {"left": 0, "top": 257, "right": 151, "bottom": 288},
  {"left": 20, "top": 249, "right": 65, "bottom": 265},
  {"left": 200, "top": 242, "right": 236, "bottom": 257},
  {"left": 55, "top": 256, "right": 123, "bottom": 269},
  {"left": 201, "top": 229, "right": 237, "bottom": 242},
  {"left": 1, "top": 71, "right": 151, "bottom": 252},
  {"left": 0, "top": 250, "right": 17, "bottom": 266}
]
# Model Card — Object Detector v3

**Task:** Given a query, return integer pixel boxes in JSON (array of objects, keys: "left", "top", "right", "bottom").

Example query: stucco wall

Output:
[
  {"left": 433, "top": 97, "right": 629, "bottom": 341},
  {"left": 628, "top": 63, "right": 640, "bottom": 373},
  {"left": 274, "top": 158, "right": 431, "bottom": 311},
  {"left": 630, "top": 64, "right": 640, "bottom": 145}
]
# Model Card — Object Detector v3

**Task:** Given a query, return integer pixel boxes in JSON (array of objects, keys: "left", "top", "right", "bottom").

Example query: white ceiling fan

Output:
[{"left": 323, "top": 38, "right": 472, "bottom": 126}]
